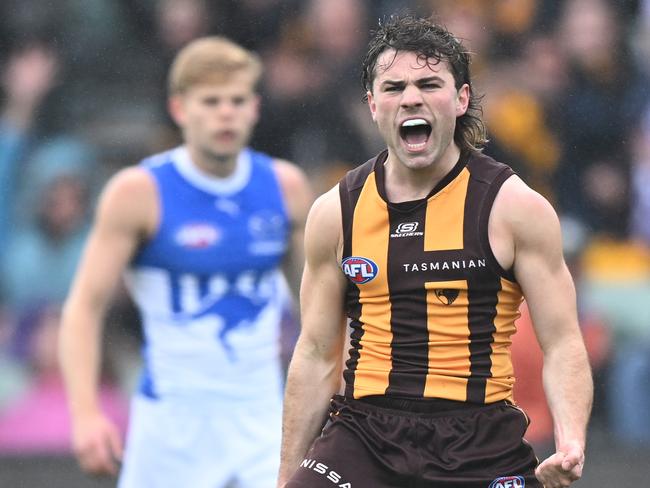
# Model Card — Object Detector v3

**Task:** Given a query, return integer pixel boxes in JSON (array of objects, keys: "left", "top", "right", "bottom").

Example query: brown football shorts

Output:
[{"left": 285, "top": 394, "right": 541, "bottom": 488}]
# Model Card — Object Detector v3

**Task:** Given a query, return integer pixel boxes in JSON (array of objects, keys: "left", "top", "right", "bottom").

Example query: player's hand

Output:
[
  {"left": 72, "top": 411, "right": 123, "bottom": 476},
  {"left": 535, "top": 440, "right": 584, "bottom": 487}
]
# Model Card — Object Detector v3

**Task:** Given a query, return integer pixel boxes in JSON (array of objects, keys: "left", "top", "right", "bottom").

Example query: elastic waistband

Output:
[{"left": 344, "top": 394, "right": 506, "bottom": 414}]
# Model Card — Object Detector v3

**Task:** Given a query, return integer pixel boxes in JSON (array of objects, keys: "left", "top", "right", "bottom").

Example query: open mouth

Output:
[{"left": 399, "top": 119, "right": 432, "bottom": 150}]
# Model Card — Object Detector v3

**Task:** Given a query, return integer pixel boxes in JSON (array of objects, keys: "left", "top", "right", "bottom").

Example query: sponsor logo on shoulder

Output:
[
  {"left": 341, "top": 256, "right": 378, "bottom": 284},
  {"left": 390, "top": 221, "right": 423, "bottom": 238},
  {"left": 489, "top": 476, "right": 525, "bottom": 488},
  {"left": 300, "top": 458, "right": 351, "bottom": 487}
]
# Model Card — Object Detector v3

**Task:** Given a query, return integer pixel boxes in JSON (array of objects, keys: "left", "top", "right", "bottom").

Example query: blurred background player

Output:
[{"left": 57, "top": 36, "right": 312, "bottom": 488}]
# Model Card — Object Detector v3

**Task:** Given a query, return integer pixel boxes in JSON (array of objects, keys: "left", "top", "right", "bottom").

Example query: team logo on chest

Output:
[
  {"left": 342, "top": 256, "right": 378, "bottom": 284},
  {"left": 434, "top": 288, "right": 459, "bottom": 305},
  {"left": 174, "top": 223, "right": 221, "bottom": 248}
]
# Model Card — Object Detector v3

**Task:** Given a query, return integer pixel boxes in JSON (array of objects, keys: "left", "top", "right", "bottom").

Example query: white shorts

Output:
[{"left": 118, "top": 392, "right": 282, "bottom": 488}]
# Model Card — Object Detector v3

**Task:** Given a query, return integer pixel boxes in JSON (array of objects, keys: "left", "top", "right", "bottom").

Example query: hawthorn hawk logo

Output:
[{"left": 434, "top": 288, "right": 459, "bottom": 305}]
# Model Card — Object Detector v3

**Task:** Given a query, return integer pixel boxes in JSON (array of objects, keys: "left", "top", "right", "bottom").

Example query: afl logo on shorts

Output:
[
  {"left": 342, "top": 256, "right": 378, "bottom": 284},
  {"left": 489, "top": 476, "right": 525, "bottom": 488}
]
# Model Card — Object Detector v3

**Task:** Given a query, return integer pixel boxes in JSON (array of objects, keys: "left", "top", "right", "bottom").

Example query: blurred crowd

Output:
[{"left": 1, "top": 0, "right": 649, "bottom": 461}]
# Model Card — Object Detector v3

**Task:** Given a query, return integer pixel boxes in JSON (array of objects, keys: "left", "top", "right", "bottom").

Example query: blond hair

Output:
[{"left": 168, "top": 36, "right": 263, "bottom": 94}]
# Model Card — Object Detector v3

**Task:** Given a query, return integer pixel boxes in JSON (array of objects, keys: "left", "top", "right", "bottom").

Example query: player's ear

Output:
[
  {"left": 168, "top": 95, "right": 186, "bottom": 127},
  {"left": 367, "top": 91, "right": 377, "bottom": 122},
  {"left": 251, "top": 93, "right": 261, "bottom": 125},
  {"left": 456, "top": 84, "right": 469, "bottom": 117}
]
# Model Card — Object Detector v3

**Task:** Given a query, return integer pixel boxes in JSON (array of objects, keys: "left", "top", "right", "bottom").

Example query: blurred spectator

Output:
[
  {"left": 0, "top": 43, "right": 59, "bottom": 250},
  {"left": 0, "top": 305, "right": 128, "bottom": 454},
  {"left": 483, "top": 34, "right": 566, "bottom": 201},
  {"left": 254, "top": 0, "right": 379, "bottom": 194},
  {"left": 554, "top": 0, "right": 647, "bottom": 234},
  {"left": 0, "top": 41, "right": 99, "bottom": 315},
  {"left": 580, "top": 237, "right": 650, "bottom": 446},
  {"left": 0, "top": 137, "right": 95, "bottom": 312},
  {"left": 219, "top": 0, "right": 303, "bottom": 52}
]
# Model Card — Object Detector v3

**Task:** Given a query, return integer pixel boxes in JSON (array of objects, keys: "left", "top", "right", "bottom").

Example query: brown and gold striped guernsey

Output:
[{"left": 339, "top": 150, "right": 523, "bottom": 404}]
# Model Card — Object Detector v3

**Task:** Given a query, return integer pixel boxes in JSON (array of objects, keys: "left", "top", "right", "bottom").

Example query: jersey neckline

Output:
[
  {"left": 373, "top": 149, "right": 469, "bottom": 211},
  {"left": 172, "top": 146, "right": 252, "bottom": 196}
]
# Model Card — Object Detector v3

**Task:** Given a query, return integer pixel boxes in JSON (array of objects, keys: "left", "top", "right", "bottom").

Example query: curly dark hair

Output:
[{"left": 361, "top": 15, "right": 487, "bottom": 155}]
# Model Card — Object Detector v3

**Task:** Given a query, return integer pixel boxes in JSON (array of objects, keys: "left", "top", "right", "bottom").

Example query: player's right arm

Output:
[
  {"left": 277, "top": 186, "right": 348, "bottom": 487},
  {"left": 58, "top": 167, "right": 157, "bottom": 476}
]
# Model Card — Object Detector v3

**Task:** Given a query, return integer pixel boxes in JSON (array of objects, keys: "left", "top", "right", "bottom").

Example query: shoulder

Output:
[
  {"left": 304, "top": 185, "right": 342, "bottom": 257},
  {"left": 271, "top": 158, "right": 314, "bottom": 224},
  {"left": 271, "top": 158, "right": 310, "bottom": 192},
  {"left": 96, "top": 166, "right": 158, "bottom": 232},
  {"left": 101, "top": 166, "right": 156, "bottom": 204},
  {"left": 341, "top": 153, "right": 383, "bottom": 192},
  {"left": 308, "top": 185, "right": 342, "bottom": 224},
  {"left": 467, "top": 151, "right": 515, "bottom": 184},
  {"left": 494, "top": 175, "right": 562, "bottom": 251}
]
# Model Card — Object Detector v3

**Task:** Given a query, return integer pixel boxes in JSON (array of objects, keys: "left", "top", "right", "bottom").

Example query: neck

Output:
[
  {"left": 384, "top": 144, "right": 461, "bottom": 202},
  {"left": 187, "top": 145, "right": 239, "bottom": 178}
]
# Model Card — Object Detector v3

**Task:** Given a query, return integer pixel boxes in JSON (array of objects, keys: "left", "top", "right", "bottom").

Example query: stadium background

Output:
[{"left": 0, "top": 0, "right": 649, "bottom": 486}]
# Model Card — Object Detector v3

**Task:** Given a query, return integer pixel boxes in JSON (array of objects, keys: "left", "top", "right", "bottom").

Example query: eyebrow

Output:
[{"left": 380, "top": 76, "right": 446, "bottom": 87}]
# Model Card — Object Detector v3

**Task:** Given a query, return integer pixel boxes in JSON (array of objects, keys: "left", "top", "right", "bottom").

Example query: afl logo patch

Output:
[
  {"left": 175, "top": 223, "right": 220, "bottom": 248},
  {"left": 342, "top": 256, "right": 378, "bottom": 284},
  {"left": 489, "top": 476, "right": 525, "bottom": 488}
]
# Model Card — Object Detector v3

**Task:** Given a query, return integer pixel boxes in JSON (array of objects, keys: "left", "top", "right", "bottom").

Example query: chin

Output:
[
  {"left": 205, "top": 144, "right": 239, "bottom": 161},
  {"left": 397, "top": 149, "right": 436, "bottom": 169}
]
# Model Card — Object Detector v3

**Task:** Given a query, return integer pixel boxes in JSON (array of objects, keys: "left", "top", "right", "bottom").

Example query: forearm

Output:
[
  {"left": 278, "top": 342, "right": 342, "bottom": 485},
  {"left": 543, "top": 335, "right": 593, "bottom": 449},
  {"left": 59, "top": 302, "right": 105, "bottom": 418}
]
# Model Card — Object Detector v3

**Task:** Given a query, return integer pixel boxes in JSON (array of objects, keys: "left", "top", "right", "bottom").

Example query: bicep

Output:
[
  {"left": 66, "top": 170, "right": 154, "bottom": 310},
  {"left": 512, "top": 194, "right": 580, "bottom": 352},
  {"left": 296, "top": 189, "right": 347, "bottom": 360}
]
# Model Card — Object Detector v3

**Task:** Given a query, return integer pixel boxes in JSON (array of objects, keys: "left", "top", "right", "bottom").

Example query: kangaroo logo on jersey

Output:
[
  {"left": 434, "top": 288, "right": 459, "bottom": 305},
  {"left": 175, "top": 223, "right": 220, "bottom": 248},
  {"left": 342, "top": 257, "right": 378, "bottom": 284},
  {"left": 489, "top": 476, "right": 525, "bottom": 488},
  {"left": 248, "top": 210, "right": 287, "bottom": 255}
]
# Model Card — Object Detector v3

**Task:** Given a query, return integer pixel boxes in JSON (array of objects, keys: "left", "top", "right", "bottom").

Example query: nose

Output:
[
  {"left": 217, "top": 101, "right": 236, "bottom": 119},
  {"left": 400, "top": 84, "right": 424, "bottom": 109}
]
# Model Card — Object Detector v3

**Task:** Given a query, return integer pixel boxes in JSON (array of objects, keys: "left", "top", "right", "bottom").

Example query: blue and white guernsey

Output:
[{"left": 125, "top": 146, "right": 289, "bottom": 400}]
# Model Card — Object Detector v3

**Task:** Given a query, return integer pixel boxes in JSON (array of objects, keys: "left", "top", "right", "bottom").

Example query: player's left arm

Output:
[
  {"left": 273, "top": 159, "right": 315, "bottom": 297},
  {"left": 494, "top": 177, "right": 593, "bottom": 487}
]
